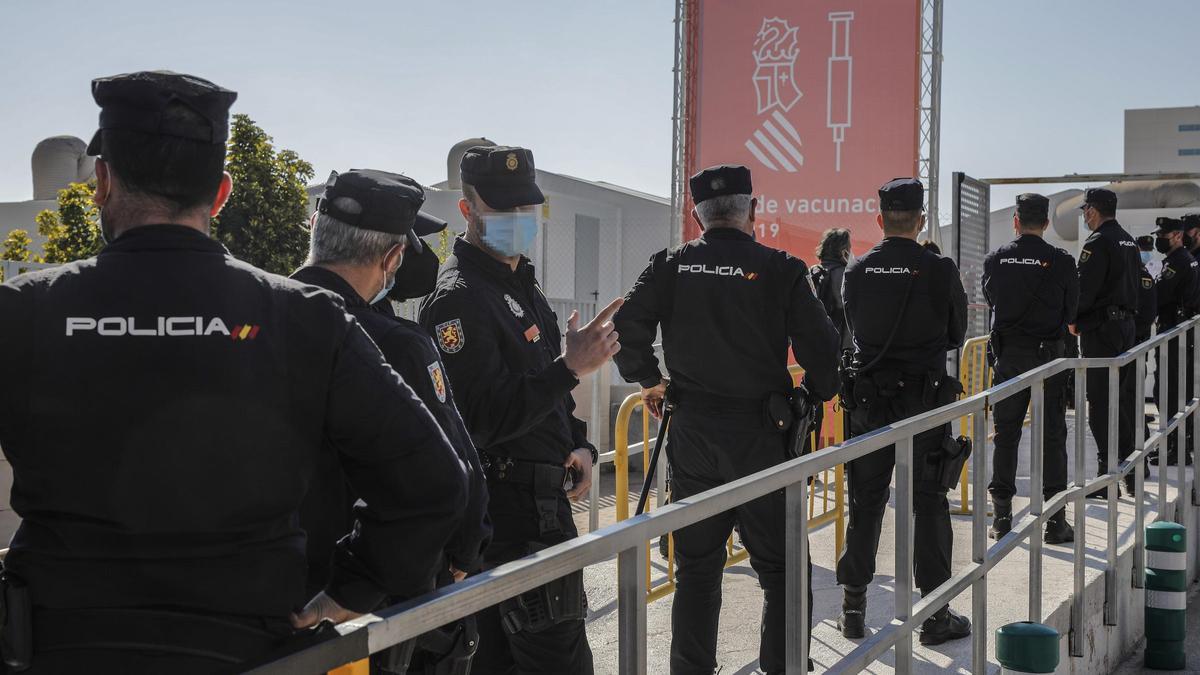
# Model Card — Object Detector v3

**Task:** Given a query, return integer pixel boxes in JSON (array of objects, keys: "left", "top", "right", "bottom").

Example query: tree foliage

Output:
[
  {"left": 0, "top": 228, "right": 38, "bottom": 281},
  {"left": 212, "top": 114, "right": 315, "bottom": 275},
  {"left": 36, "top": 181, "right": 102, "bottom": 264}
]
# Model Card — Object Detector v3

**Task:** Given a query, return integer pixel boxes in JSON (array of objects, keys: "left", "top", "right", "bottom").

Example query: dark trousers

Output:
[
  {"left": 836, "top": 388, "right": 953, "bottom": 594},
  {"left": 666, "top": 406, "right": 806, "bottom": 675},
  {"left": 1154, "top": 333, "right": 1193, "bottom": 455},
  {"left": 471, "top": 482, "right": 594, "bottom": 675},
  {"left": 988, "top": 344, "right": 1069, "bottom": 501},
  {"left": 1080, "top": 320, "right": 1136, "bottom": 471}
]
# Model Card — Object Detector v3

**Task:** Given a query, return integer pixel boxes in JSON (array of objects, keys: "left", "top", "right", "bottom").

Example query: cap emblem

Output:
[{"left": 505, "top": 152, "right": 519, "bottom": 171}]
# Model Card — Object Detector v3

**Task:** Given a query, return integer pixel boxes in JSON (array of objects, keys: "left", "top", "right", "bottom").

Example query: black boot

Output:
[
  {"left": 1044, "top": 508, "right": 1074, "bottom": 545},
  {"left": 838, "top": 585, "right": 867, "bottom": 639},
  {"left": 1123, "top": 473, "right": 1137, "bottom": 496},
  {"left": 989, "top": 497, "right": 1012, "bottom": 540},
  {"left": 919, "top": 605, "right": 971, "bottom": 646}
]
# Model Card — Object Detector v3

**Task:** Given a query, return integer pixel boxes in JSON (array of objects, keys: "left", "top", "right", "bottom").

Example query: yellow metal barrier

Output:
[
  {"left": 953, "top": 336, "right": 992, "bottom": 515},
  {"left": 613, "top": 365, "right": 846, "bottom": 604}
]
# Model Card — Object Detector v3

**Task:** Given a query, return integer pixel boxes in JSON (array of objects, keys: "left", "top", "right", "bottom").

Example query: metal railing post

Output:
[
  {"left": 617, "top": 541, "right": 648, "bottom": 675},
  {"left": 1134, "top": 348, "right": 1147, "bottom": 589},
  {"left": 1104, "top": 365, "right": 1119, "bottom": 627},
  {"left": 1070, "top": 366, "right": 1086, "bottom": 656},
  {"left": 894, "top": 435, "right": 915, "bottom": 675},
  {"left": 1175, "top": 335, "right": 1186, "bottom": 521},
  {"left": 785, "top": 480, "right": 810, "bottom": 674},
  {"left": 1159, "top": 343, "right": 1169, "bottom": 509},
  {"left": 1029, "top": 379, "right": 1044, "bottom": 622},
  {"left": 1193, "top": 323, "right": 1200, "bottom": 508},
  {"left": 970, "top": 404, "right": 988, "bottom": 674}
]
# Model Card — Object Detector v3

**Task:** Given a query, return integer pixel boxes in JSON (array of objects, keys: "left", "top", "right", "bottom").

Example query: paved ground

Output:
[
  {"left": 1112, "top": 587, "right": 1200, "bottom": 675},
  {"left": 575, "top": 405, "right": 1187, "bottom": 674}
]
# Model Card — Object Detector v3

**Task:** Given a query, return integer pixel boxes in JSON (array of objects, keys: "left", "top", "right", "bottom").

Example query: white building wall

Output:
[{"left": 1125, "top": 107, "right": 1200, "bottom": 173}]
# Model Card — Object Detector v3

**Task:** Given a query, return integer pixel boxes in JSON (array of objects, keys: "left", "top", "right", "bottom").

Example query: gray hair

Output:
[
  {"left": 695, "top": 194, "right": 753, "bottom": 228},
  {"left": 308, "top": 196, "right": 406, "bottom": 266}
]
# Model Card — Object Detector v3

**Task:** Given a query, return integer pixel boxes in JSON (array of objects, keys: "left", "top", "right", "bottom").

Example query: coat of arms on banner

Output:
[{"left": 428, "top": 361, "right": 447, "bottom": 403}]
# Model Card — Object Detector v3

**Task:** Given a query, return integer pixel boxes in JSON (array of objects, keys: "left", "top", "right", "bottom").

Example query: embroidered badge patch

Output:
[
  {"left": 436, "top": 319, "right": 465, "bottom": 354},
  {"left": 428, "top": 362, "right": 447, "bottom": 403},
  {"left": 1079, "top": 249, "right": 1091, "bottom": 263},
  {"left": 1163, "top": 266, "right": 1177, "bottom": 279},
  {"left": 504, "top": 294, "right": 525, "bottom": 318},
  {"left": 1143, "top": 277, "right": 1154, "bottom": 289}
]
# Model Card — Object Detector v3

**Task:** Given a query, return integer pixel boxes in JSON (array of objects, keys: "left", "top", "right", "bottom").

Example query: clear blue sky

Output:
[{"left": 1, "top": 0, "right": 1197, "bottom": 216}]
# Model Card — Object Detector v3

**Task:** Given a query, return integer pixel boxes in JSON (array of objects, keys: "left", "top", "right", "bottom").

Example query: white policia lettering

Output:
[
  {"left": 65, "top": 316, "right": 233, "bottom": 337},
  {"left": 864, "top": 267, "right": 913, "bottom": 274},
  {"left": 1000, "top": 258, "right": 1047, "bottom": 266},
  {"left": 679, "top": 264, "right": 748, "bottom": 277}
]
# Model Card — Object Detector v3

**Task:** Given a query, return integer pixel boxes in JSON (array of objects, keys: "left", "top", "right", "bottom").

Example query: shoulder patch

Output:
[
  {"left": 1143, "top": 277, "right": 1154, "bottom": 289},
  {"left": 1163, "top": 266, "right": 1177, "bottom": 280},
  {"left": 427, "top": 361, "right": 447, "bottom": 402},
  {"left": 436, "top": 319, "right": 465, "bottom": 354},
  {"left": 1079, "top": 249, "right": 1091, "bottom": 264}
]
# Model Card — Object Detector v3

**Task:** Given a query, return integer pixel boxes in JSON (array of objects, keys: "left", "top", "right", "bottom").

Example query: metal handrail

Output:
[{"left": 255, "top": 318, "right": 1200, "bottom": 675}]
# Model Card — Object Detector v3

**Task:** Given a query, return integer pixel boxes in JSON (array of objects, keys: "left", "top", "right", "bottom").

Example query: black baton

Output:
[{"left": 635, "top": 404, "right": 673, "bottom": 516}]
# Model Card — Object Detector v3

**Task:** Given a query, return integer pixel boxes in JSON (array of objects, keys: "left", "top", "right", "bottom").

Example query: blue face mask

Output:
[
  {"left": 1140, "top": 251, "right": 1153, "bottom": 265},
  {"left": 482, "top": 211, "right": 539, "bottom": 257},
  {"left": 370, "top": 260, "right": 400, "bottom": 305}
]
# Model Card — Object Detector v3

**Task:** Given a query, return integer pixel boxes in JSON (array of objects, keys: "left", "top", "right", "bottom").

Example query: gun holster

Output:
[
  {"left": 783, "top": 387, "right": 818, "bottom": 460},
  {"left": 927, "top": 434, "right": 972, "bottom": 491},
  {"left": 838, "top": 349, "right": 858, "bottom": 411},
  {"left": 0, "top": 570, "right": 31, "bottom": 672},
  {"left": 498, "top": 568, "right": 586, "bottom": 636},
  {"left": 765, "top": 391, "right": 795, "bottom": 434},
  {"left": 376, "top": 617, "right": 478, "bottom": 675}
]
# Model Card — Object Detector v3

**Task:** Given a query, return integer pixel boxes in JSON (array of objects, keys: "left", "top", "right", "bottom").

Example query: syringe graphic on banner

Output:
[{"left": 826, "top": 11, "right": 854, "bottom": 172}]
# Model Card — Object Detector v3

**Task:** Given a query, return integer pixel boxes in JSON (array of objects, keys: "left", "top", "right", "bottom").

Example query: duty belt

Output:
[
  {"left": 482, "top": 454, "right": 568, "bottom": 537},
  {"left": 670, "top": 388, "right": 773, "bottom": 413}
]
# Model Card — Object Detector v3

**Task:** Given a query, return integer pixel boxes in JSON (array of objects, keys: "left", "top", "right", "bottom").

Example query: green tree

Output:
[
  {"left": 0, "top": 228, "right": 39, "bottom": 281},
  {"left": 212, "top": 114, "right": 315, "bottom": 275},
  {"left": 36, "top": 181, "right": 102, "bottom": 264}
]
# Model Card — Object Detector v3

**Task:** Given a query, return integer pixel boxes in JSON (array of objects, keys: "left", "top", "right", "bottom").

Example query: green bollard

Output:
[
  {"left": 1145, "top": 521, "right": 1187, "bottom": 670},
  {"left": 996, "top": 621, "right": 1059, "bottom": 674}
]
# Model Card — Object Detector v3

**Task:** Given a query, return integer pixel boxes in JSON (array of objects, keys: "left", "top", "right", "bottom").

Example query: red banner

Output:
[{"left": 684, "top": 0, "right": 921, "bottom": 260}]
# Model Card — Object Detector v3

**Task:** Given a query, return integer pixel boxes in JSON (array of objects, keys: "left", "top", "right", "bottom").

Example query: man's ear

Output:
[
  {"left": 691, "top": 207, "right": 705, "bottom": 232},
  {"left": 210, "top": 172, "right": 234, "bottom": 217},
  {"left": 875, "top": 212, "right": 885, "bottom": 232},
  {"left": 384, "top": 241, "right": 406, "bottom": 272},
  {"left": 93, "top": 159, "right": 112, "bottom": 207},
  {"left": 458, "top": 197, "right": 471, "bottom": 223},
  {"left": 748, "top": 197, "right": 758, "bottom": 224}
]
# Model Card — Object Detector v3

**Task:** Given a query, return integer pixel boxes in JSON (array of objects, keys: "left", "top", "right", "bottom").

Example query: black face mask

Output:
[
  {"left": 1156, "top": 236, "right": 1173, "bottom": 255},
  {"left": 386, "top": 241, "right": 441, "bottom": 301}
]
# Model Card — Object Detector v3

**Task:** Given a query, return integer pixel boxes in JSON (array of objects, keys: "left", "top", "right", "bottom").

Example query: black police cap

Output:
[
  {"left": 878, "top": 177, "right": 924, "bottom": 211},
  {"left": 1015, "top": 193, "right": 1050, "bottom": 222},
  {"left": 459, "top": 146, "right": 545, "bottom": 210},
  {"left": 1153, "top": 216, "right": 1186, "bottom": 234},
  {"left": 317, "top": 169, "right": 447, "bottom": 254},
  {"left": 1182, "top": 213, "right": 1200, "bottom": 230},
  {"left": 1080, "top": 187, "right": 1118, "bottom": 211},
  {"left": 85, "top": 70, "right": 237, "bottom": 157},
  {"left": 689, "top": 165, "right": 753, "bottom": 205}
]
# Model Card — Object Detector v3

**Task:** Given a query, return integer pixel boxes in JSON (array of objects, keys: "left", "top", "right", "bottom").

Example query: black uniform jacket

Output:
[
  {"left": 1076, "top": 219, "right": 1141, "bottom": 332},
  {"left": 291, "top": 266, "right": 491, "bottom": 581},
  {"left": 0, "top": 225, "right": 466, "bottom": 617},
  {"left": 419, "top": 237, "right": 594, "bottom": 464},
  {"left": 1155, "top": 247, "right": 1197, "bottom": 330},
  {"left": 843, "top": 237, "right": 968, "bottom": 374},
  {"left": 982, "top": 234, "right": 1079, "bottom": 341},
  {"left": 1136, "top": 266, "right": 1158, "bottom": 337},
  {"left": 613, "top": 227, "right": 839, "bottom": 402}
]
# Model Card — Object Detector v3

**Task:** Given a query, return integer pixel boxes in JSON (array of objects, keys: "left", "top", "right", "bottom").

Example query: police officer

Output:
[
  {"left": 1148, "top": 217, "right": 1197, "bottom": 467},
  {"left": 1072, "top": 188, "right": 1141, "bottom": 495},
  {"left": 1135, "top": 236, "right": 1159, "bottom": 344},
  {"left": 421, "top": 146, "right": 617, "bottom": 675},
  {"left": 981, "top": 194, "right": 1078, "bottom": 544},
  {"left": 292, "top": 169, "right": 492, "bottom": 673},
  {"left": 0, "top": 71, "right": 467, "bottom": 673},
  {"left": 613, "top": 165, "right": 839, "bottom": 675},
  {"left": 837, "top": 178, "right": 970, "bottom": 645}
]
